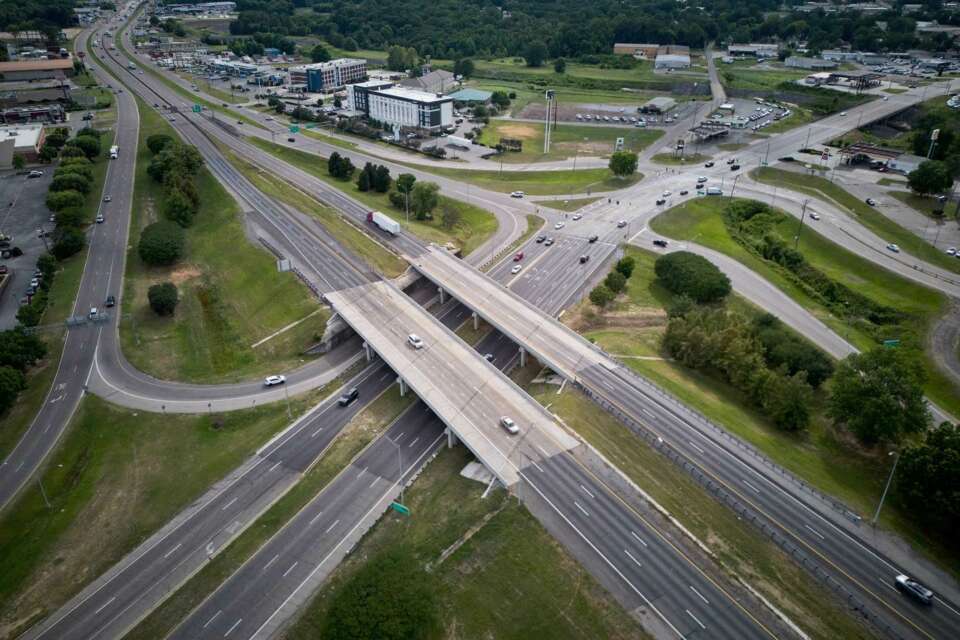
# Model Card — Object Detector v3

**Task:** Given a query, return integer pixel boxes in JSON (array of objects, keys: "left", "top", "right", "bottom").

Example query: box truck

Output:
[{"left": 366, "top": 210, "right": 400, "bottom": 235}]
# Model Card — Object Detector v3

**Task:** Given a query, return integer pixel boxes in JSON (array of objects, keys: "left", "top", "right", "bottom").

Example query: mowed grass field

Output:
[
  {"left": 119, "top": 99, "right": 326, "bottom": 383},
  {"left": 407, "top": 165, "right": 642, "bottom": 196},
  {"left": 477, "top": 119, "right": 662, "bottom": 164}
]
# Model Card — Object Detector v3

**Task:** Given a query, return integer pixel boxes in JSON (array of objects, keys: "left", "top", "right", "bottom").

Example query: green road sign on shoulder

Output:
[
  {"left": 883, "top": 339, "right": 900, "bottom": 348},
  {"left": 390, "top": 501, "right": 410, "bottom": 516},
  {"left": 305, "top": 123, "right": 317, "bottom": 129},
  {"left": 192, "top": 104, "right": 201, "bottom": 113},
  {"left": 288, "top": 125, "right": 299, "bottom": 133}
]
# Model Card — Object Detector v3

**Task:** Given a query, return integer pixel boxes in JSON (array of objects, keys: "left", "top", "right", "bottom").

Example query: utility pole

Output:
[
  {"left": 389, "top": 436, "right": 405, "bottom": 504},
  {"left": 795, "top": 199, "right": 809, "bottom": 249},
  {"left": 872, "top": 451, "right": 899, "bottom": 525},
  {"left": 729, "top": 173, "right": 741, "bottom": 199},
  {"left": 543, "top": 89, "right": 556, "bottom": 154}
]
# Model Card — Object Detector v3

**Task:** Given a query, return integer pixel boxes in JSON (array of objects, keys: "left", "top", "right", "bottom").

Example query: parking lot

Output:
[{"left": 0, "top": 169, "right": 56, "bottom": 330}]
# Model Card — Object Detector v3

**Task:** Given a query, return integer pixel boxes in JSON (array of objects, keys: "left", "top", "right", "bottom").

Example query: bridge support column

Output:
[
  {"left": 397, "top": 377, "right": 407, "bottom": 397},
  {"left": 438, "top": 287, "right": 446, "bottom": 304},
  {"left": 446, "top": 427, "right": 458, "bottom": 448},
  {"left": 363, "top": 341, "right": 372, "bottom": 362},
  {"left": 472, "top": 311, "right": 479, "bottom": 331},
  {"left": 519, "top": 347, "right": 527, "bottom": 368}
]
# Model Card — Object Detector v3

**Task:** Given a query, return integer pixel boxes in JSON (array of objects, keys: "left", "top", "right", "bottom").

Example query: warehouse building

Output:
[
  {"left": 655, "top": 52, "right": 690, "bottom": 69},
  {"left": 640, "top": 96, "right": 677, "bottom": 114},
  {"left": 0, "top": 58, "right": 75, "bottom": 81},
  {"left": 785, "top": 56, "right": 838, "bottom": 70},
  {"left": 727, "top": 43, "right": 779, "bottom": 58},
  {"left": 366, "top": 86, "right": 453, "bottom": 132},
  {"left": 290, "top": 58, "right": 367, "bottom": 92}
]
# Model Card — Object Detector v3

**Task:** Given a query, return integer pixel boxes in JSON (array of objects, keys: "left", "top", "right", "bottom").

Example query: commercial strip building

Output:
[
  {"left": 785, "top": 56, "right": 839, "bottom": 70},
  {"left": 0, "top": 58, "right": 75, "bottom": 81},
  {"left": 0, "top": 124, "right": 45, "bottom": 164},
  {"left": 0, "top": 103, "right": 65, "bottom": 124},
  {"left": 727, "top": 43, "right": 780, "bottom": 58},
  {"left": 289, "top": 58, "right": 367, "bottom": 91}
]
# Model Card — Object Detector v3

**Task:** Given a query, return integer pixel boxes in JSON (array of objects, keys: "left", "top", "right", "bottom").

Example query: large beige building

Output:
[{"left": 0, "top": 58, "right": 75, "bottom": 82}]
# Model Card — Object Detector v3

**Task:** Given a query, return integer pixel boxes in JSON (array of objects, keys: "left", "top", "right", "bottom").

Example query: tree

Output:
[
  {"left": 589, "top": 285, "right": 614, "bottom": 307},
  {"left": 54, "top": 206, "right": 84, "bottom": 229},
  {"left": 60, "top": 144, "right": 85, "bottom": 159},
  {"left": 12, "top": 155, "right": 25, "bottom": 171},
  {"left": 0, "top": 327, "right": 47, "bottom": 372},
  {"left": 46, "top": 191, "right": 84, "bottom": 211},
  {"left": 321, "top": 547, "right": 438, "bottom": 640},
  {"left": 524, "top": 41, "right": 548, "bottom": 67},
  {"left": 440, "top": 204, "right": 461, "bottom": 230},
  {"left": 373, "top": 165, "right": 391, "bottom": 192},
  {"left": 148, "top": 282, "right": 179, "bottom": 316},
  {"left": 163, "top": 189, "right": 197, "bottom": 227},
  {"left": 472, "top": 104, "right": 488, "bottom": 119},
  {"left": 71, "top": 134, "right": 101, "bottom": 159},
  {"left": 0, "top": 365, "right": 25, "bottom": 414},
  {"left": 609, "top": 151, "right": 638, "bottom": 177},
  {"left": 654, "top": 252, "right": 731, "bottom": 303},
  {"left": 44, "top": 132, "right": 68, "bottom": 149},
  {"left": 328, "top": 152, "right": 355, "bottom": 179},
  {"left": 490, "top": 91, "right": 510, "bottom": 109},
  {"left": 767, "top": 372, "right": 813, "bottom": 431},
  {"left": 138, "top": 221, "right": 185, "bottom": 266},
  {"left": 907, "top": 160, "right": 952, "bottom": 197},
  {"left": 310, "top": 43, "right": 330, "bottom": 62},
  {"left": 453, "top": 58, "right": 475, "bottom": 77},
  {"left": 396, "top": 173, "right": 416, "bottom": 218},
  {"left": 605, "top": 270, "right": 626, "bottom": 293},
  {"left": 896, "top": 422, "right": 960, "bottom": 537},
  {"left": 554, "top": 57, "right": 567, "bottom": 73},
  {"left": 615, "top": 256, "right": 636, "bottom": 279},
  {"left": 55, "top": 164, "right": 93, "bottom": 181},
  {"left": 828, "top": 348, "right": 930, "bottom": 445},
  {"left": 52, "top": 228, "right": 85, "bottom": 260},
  {"left": 356, "top": 167, "right": 371, "bottom": 192},
  {"left": 147, "top": 134, "right": 175, "bottom": 155},
  {"left": 410, "top": 181, "right": 440, "bottom": 219},
  {"left": 50, "top": 173, "right": 91, "bottom": 194}
]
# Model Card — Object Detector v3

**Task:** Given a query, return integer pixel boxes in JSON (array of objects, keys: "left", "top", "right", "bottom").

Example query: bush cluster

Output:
[
  {"left": 147, "top": 141, "right": 204, "bottom": 228},
  {"left": 653, "top": 251, "right": 730, "bottom": 304}
]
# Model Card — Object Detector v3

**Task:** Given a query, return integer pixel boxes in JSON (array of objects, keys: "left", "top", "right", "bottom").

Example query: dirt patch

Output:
[
  {"left": 565, "top": 305, "right": 666, "bottom": 333},
  {"left": 168, "top": 265, "right": 202, "bottom": 285},
  {"left": 495, "top": 123, "right": 539, "bottom": 139}
]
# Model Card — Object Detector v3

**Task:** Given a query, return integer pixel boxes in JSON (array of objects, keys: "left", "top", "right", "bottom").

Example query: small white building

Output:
[
  {"left": 654, "top": 53, "right": 690, "bottom": 69},
  {"left": 0, "top": 123, "right": 44, "bottom": 165}
]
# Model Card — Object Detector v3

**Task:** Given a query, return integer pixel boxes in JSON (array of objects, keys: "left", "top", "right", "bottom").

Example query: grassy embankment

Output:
[
  {"left": 651, "top": 152, "right": 712, "bottom": 165},
  {"left": 646, "top": 201, "right": 960, "bottom": 573},
  {"left": 0, "top": 389, "right": 334, "bottom": 639},
  {"left": 396, "top": 164, "right": 642, "bottom": 197},
  {"left": 119, "top": 99, "right": 326, "bottom": 383},
  {"left": 245, "top": 138, "right": 498, "bottom": 255},
  {"left": 539, "top": 197, "right": 601, "bottom": 212},
  {"left": 888, "top": 190, "right": 949, "bottom": 219},
  {"left": 477, "top": 120, "right": 662, "bottom": 164},
  {"left": 282, "top": 446, "right": 648, "bottom": 640},
  {"left": 753, "top": 166, "right": 960, "bottom": 274}
]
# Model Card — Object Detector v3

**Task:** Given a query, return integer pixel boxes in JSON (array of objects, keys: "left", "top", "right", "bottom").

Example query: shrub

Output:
[
  {"left": 148, "top": 282, "right": 179, "bottom": 315},
  {"left": 138, "top": 221, "right": 185, "bottom": 266},
  {"left": 615, "top": 256, "right": 636, "bottom": 279},
  {"left": 589, "top": 285, "right": 614, "bottom": 307},
  {"left": 46, "top": 190, "right": 84, "bottom": 211},
  {"left": 605, "top": 270, "right": 626, "bottom": 293},
  {"left": 52, "top": 228, "right": 85, "bottom": 260},
  {"left": 50, "top": 172, "right": 92, "bottom": 194},
  {"left": 0, "top": 365, "right": 26, "bottom": 414},
  {"left": 654, "top": 252, "right": 730, "bottom": 303},
  {"left": 146, "top": 134, "right": 175, "bottom": 155}
]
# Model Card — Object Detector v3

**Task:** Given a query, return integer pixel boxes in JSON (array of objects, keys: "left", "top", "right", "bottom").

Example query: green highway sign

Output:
[
  {"left": 288, "top": 125, "right": 299, "bottom": 133},
  {"left": 390, "top": 501, "right": 410, "bottom": 516},
  {"left": 883, "top": 339, "right": 900, "bottom": 348},
  {"left": 192, "top": 104, "right": 201, "bottom": 113}
]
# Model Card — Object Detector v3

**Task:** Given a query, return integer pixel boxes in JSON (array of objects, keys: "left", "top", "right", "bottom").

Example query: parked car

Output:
[
  {"left": 103, "top": 195, "right": 112, "bottom": 202},
  {"left": 617, "top": 220, "right": 627, "bottom": 228},
  {"left": 554, "top": 221, "right": 565, "bottom": 230},
  {"left": 264, "top": 375, "right": 286, "bottom": 386},
  {"left": 730, "top": 164, "right": 741, "bottom": 171},
  {"left": 588, "top": 234, "right": 598, "bottom": 243},
  {"left": 704, "top": 161, "right": 715, "bottom": 168},
  {"left": 27, "top": 170, "right": 43, "bottom": 178},
  {"left": 572, "top": 214, "right": 582, "bottom": 221},
  {"left": 510, "top": 264, "right": 522, "bottom": 274},
  {"left": 656, "top": 198, "right": 666, "bottom": 205},
  {"left": 96, "top": 214, "right": 105, "bottom": 224},
  {"left": 679, "top": 189, "right": 689, "bottom": 196},
  {"left": 946, "top": 247, "right": 957, "bottom": 256},
  {"left": 579, "top": 255, "right": 589, "bottom": 264}
]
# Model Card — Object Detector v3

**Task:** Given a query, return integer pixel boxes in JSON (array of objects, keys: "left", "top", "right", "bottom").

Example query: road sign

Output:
[
  {"left": 883, "top": 339, "right": 900, "bottom": 348},
  {"left": 192, "top": 104, "right": 201, "bottom": 113},
  {"left": 390, "top": 501, "right": 410, "bottom": 515},
  {"left": 289, "top": 125, "right": 299, "bottom": 133}
]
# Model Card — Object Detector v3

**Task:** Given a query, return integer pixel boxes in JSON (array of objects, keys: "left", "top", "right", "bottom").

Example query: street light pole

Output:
[
  {"left": 389, "top": 436, "right": 404, "bottom": 504},
  {"left": 872, "top": 451, "right": 900, "bottom": 525},
  {"left": 795, "top": 199, "right": 809, "bottom": 249}
]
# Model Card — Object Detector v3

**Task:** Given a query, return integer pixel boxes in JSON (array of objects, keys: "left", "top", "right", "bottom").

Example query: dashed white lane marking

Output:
[
  {"left": 162, "top": 543, "right": 182, "bottom": 559},
  {"left": 93, "top": 596, "right": 116, "bottom": 615},
  {"left": 221, "top": 497, "right": 238, "bottom": 511},
  {"left": 624, "top": 549, "right": 643, "bottom": 569},
  {"left": 408, "top": 436, "right": 419, "bottom": 448},
  {"left": 310, "top": 426, "right": 323, "bottom": 438},
  {"left": 203, "top": 610, "right": 222, "bottom": 628},
  {"left": 630, "top": 531, "right": 648, "bottom": 547},
  {"left": 743, "top": 480, "right": 761, "bottom": 494},
  {"left": 686, "top": 609, "right": 706, "bottom": 630},
  {"left": 690, "top": 585, "right": 710, "bottom": 605},
  {"left": 688, "top": 441, "right": 705, "bottom": 455},
  {"left": 805, "top": 524, "right": 825, "bottom": 540},
  {"left": 224, "top": 618, "right": 242, "bottom": 636},
  {"left": 325, "top": 518, "right": 340, "bottom": 533},
  {"left": 268, "top": 461, "right": 282, "bottom": 473},
  {"left": 580, "top": 484, "right": 595, "bottom": 499},
  {"left": 282, "top": 561, "right": 298, "bottom": 578},
  {"left": 262, "top": 554, "right": 279, "bottom": 571},
  {"left": 308, "top": 511, "right": 324, "bottom": 526},
  {"left": 574, "top": 501, "right": 590, "bottom": 517}
]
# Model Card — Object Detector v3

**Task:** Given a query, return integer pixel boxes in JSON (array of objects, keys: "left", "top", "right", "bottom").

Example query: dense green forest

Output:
[
  {"left": 228, "top": 0, "right": 960, "bottom": 59},
  {"left": 0, "top": 0, "right": 77, "bottom": 36}
]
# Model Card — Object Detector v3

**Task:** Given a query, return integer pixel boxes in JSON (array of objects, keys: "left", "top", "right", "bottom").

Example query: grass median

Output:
[
  {"left": 283, "top": 445, "right": 647, "bottom": 640},
  {"left": 752, "top": 166, "right": 960, "bottom": 274},
  {"left": 398, "top": 164, "right": 642, "bottom": 196},
  {"left": 539, "top": 196, "right": 601, "bottom": 212},
  {"left": 245, "top": 137, "right": 498, "bottom": 255},
  {"left": 119, "top": 99, "right": 326, "bottom": 383},
  {"left": 0, "top": 391, "right": 330, "bottom": 639}
]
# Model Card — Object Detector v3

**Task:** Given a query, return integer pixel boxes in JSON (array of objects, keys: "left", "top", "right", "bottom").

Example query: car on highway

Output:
[
  {"left": 662, "top": 190, "right": 672, "bottom": 197},
  {"left": 779, "top": 156, "right": 796, "bottom": 162},
  {"left": 536, "top": 235, "right": 546, "bottom": 243},
  {"left": 730, "top": 164, "right": 741, "bottom": 171},
  {"left": 105, "top": 295, "right": 116, "bottom": 307},
  {"left": 96, "top": 213, "right": 105, "bottom": 223},
  {"left": 103, "top": 195, "right": 112, "bottom": 202},
  {"left": 883, "top": 96, "right": 889, "bottom": 101},
  {"left": 544, "top": 237, "right": 555, "bottom": 246},
  {"left": 510, "top": 264, "right": 522, "bottom": 274},
  {"left": 407, "top": 334, "right": 424, "bottom": 349},
  {"left": 865, "top": 197, "right": 877, "bottom": 206},
  {"left": 27, "top": 170, "right": 43, "bottom": 178},
  {"left": 513, "top": 251, "right": 524, "bottom": 261},
  {"left": 287, "top": 137, "right": 295, "bottom": 143},
  {"left": 572, "top": 214, "right": 582, "bottom": 221},
  {"left": 499, "top": 416, "right": 520, "bottom": 435},
  {"left": 886, "top": 243, "right": 901, "bottom": 253},
  {"left": 653, "top": 239, "right": 668, "bottom": 248},
  {"left": 579, "top": 255, "right": 589, "bottom": 264},
  {"left": 894, "top": 575, "right": 933, "bottom": 605},
  {"left": 510, "top": 191, "right": 525, "bottom": 198},
  {"left": 588, "top": 234, "right": 598, "bottom": 243},
  {"left": 88, "top": 307, "right": 98, "bottom": 319},
  {"left": 679, "top": 189, "right": 688, "bottom": 195},
  {"left": 655, "top": 198, "right": 666, "bottom": 205},
  {"left": 809, "top": 212, "right": 821, "bottom": 221},
  {"left": 264, "top": 375, "right": 286, "bottom": 386},
  {"left": 554, "top": 221, "right": 565, "bottom": 230},
  {"left": 840, "top": 111, "right": 847, "bottom": 116},
  {"left": 337, "top": 387, "right": 359, "bottom": 407},
  {"left": 704, "top": 161, "right": 715, "bottom": 167},
  {"left": 617, "top": 220, "right": 627, "bottom": 228},
  {"left": 727, "top": 158, "right": 737, "bottom": 165},
  {"left": 697, "top": 176, "right": 707, "bottom": 183},
  {"left": 947, "top": 247, "right": 957, "bottom": 256}
]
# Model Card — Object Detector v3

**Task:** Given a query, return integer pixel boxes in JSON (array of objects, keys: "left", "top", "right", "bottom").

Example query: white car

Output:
[
  {"left": 499, "top": 416, "right": 520, "bottom": 435},
  {"left": 95, "top": 214, "right": 105, "bottom": 223},
  {"left": 103, "top": 195, "right": 112, "bottom": 202},
  {"left": 697, "top": 176, "right": 707, "bottom": 183},
  {"left": 510, "top": 191, "right": 525, "bottom": 198},
  {"left": 407, "top": 334, "right": 424, "bottom": 349},
  {"left": 510, "top": 265, "right": 522, "bottom": 275},
  {"left": 840, "top": 111, "right": 847, "bottom": 116},
  {"left": 554, "top": 221, "right": 565, "bottom": 230},
  {"left": 809, "top": 212, "right": 821, "bottom": 221},
  {"left": 662, "top": 190, "right": 672, "bottom": 197},
  {"left": 264, "top": 375, "right": 286, "bottom": 386},
  {"left": 572, "top": 214, "right": 582, "bottom": 221},
  {"left": 886, "top": 243, "right": 901, "bottom": 253},
  {"left": 946, "top": 247, "right": 957, "bottom": 256}
]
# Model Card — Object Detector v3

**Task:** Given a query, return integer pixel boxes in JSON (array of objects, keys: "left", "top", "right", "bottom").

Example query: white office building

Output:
[{"left": 367, "top": 86, "right": 453, "bottom": 132}]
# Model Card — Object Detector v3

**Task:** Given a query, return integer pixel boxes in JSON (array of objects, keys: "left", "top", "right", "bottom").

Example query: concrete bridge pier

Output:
[
  {"left": 472, "top": 311, "right": 479, "bottom": 331},
  {"left": 363, "top": 341, "right": 373, "bottom": 362},
  {"left": 397, "top": 377, "right": 407, "bottom": 397}
]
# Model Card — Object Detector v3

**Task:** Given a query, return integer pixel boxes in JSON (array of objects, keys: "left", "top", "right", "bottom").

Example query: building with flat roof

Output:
[
  {"left": 347, "top": 79, "right": 395, "bottom": 113},
  {"left": 0, "top": 123, "right": 44, "bottom": 165},
  {"left": 0, "top": 103, "right": 65, "bottom": 124},
  {"left": 400, "top": 69, "right": 455, "bottom": 94},
  {"left": 641, "top": 96, "right": 677, "bottom": 113},
  {"left": 727, "top": 43, "right": 779, "bottom": 58},
  {"left": 289, "top": 58, "right": 367, "bottom": 92},
  {"left": 655, "top": 53, "right": 690, "bottom": 69},
  {"left": 785, "top": 56, "right": 838, "bottom": 70},
  {"left": 0, "top": 58, "right": 75, "bottom": 81},
  {"left": 366, "top": 86, "right": 453, "bottom": 132},
  {"left": 447, "top": 88, "right": 491, "bottom": 103}
]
